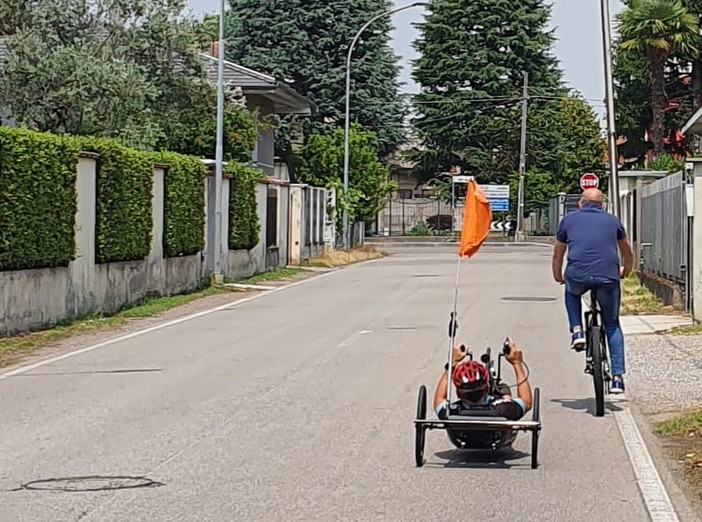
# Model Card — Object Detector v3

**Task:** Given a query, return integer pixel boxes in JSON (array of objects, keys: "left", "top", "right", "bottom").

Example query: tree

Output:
[
  {"left": 295, "top": 124, "right": 397, "bottom": 227},
  {"left": 225, "top": 0, "right": 407, "bottom": 158},
  {"left": 618, "top": 0, "right": 698, "bottom": 156},
  {"left": 411, "top": 0, "right": 566, "bottom": 185},
  {"left": 554, "top": 94, "right": 607, "bottom": 191},
  {"left": 0, "top": 0, "right": 260, "bottom": 159}
]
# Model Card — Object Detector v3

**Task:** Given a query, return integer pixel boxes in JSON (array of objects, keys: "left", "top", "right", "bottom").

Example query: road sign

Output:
[
  {"left": 580, "top": 173, "right": 599, "bottom": 190},
  {"left": 488, "top": 199, "right": 509, "bottom": 212},
  {"left": 490, "top": 221, "right": 513, "bottom": 231},
  {"left": 482, "top": 184, "right": 510, "bottom": 199},
  {"left": 483, "top": 184, "right": 510, "bottom": 212},
  {"left": 451, "top": 175, "right": 473, "bottom": 183}
]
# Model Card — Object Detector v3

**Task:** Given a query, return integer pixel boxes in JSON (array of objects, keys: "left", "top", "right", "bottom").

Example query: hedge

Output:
[
  {"left": 156, "top": 151, "right": 206, "bottom": 257},
  {"left": 227, "top": 162, "right": 264, "bottom": 251},
  {"left": 81, "top": 138, "right": 154, "bottom": 264},
  {"left": 0, "top": 128, "right": 80, "bottom": 271}
]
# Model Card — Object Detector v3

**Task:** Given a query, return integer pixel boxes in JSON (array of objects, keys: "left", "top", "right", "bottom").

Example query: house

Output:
[
  {"left": 0, "top": 37, "right": 314, "bottom": 178},
  {"left": 197, "top": 51, "right": 314, "bottom": 178},
  {"left": 387, "top": 137, "right": 437, "bottom": 199}
]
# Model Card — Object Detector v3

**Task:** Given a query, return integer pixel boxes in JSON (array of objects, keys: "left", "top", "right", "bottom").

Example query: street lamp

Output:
[
  {"left": 342, "top": 1, "right": 428, "bottom": 249},
  {"left": 600, "top": 0, "right": 621, "bottom": 218},
  {"left": 213, "top": 0, "right": 226, "bottom": 279}
]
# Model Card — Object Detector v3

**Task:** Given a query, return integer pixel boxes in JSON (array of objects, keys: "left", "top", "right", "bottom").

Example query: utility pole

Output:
[
  {"left": 600, "top": 0, "right": 621, "bottom": 217},
  {"left": 212, "top": 0, "right": 226, "bottom": 281},
  {"left": 516, "top": 71, "right": 528, "bottom": 243}
]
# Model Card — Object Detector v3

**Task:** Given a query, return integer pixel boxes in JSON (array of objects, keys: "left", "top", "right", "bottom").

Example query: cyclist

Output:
[
  {"left": 432, "top": 339, "right": 532, "bottom": 420},
  {"left": 551, "top": 188, "right": 634, "bottom": 394}
]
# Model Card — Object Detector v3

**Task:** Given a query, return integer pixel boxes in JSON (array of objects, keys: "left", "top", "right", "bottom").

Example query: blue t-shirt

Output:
[{"left": 555, "top": 203, "right": 627, "bottom": 281}]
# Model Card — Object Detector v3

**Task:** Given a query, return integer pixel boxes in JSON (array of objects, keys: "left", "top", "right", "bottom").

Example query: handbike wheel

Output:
[
  {"left": 531, "top": 387, "right": 540, "bottom": 469},
  {"left": 532, "top": 387, "right": 540, "bottom": 423},
  {"left": 590, "top": 326, "right": 606, "bottom": 417},
  {"left": 415, "top": 385, "right": 427, "bottom": 467}
]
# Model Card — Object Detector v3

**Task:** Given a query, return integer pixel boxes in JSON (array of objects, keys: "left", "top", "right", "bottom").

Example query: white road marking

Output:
[
  {"left": 614, "top": 407, "right": 680, "bottom": 522},
  {"left": 0, "top": 269, "right": 341, "bottom": 382}
]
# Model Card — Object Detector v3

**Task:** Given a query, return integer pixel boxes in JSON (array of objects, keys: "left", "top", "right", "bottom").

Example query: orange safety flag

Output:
[{"left": 459, "top": 179, "right": 492, "bottom": 258}]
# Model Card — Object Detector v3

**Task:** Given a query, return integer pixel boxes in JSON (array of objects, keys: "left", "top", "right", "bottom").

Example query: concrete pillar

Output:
[
  {"left": 204, "top": 173, "right": 216, "bottom": 274},
  {"left": 220, "top": 177, "right": 230, "bottom": 276},
  {"left": 289, "top": 186, "right": 303, "bottom": 265},
  {"left": 149, "top": 167, "right": 165, "bottom": 263},
  {"left": 692, "top": 167, "right": 702, "bottom": 321},
  {"left": 69, "top": 154, "right": 98, "bottom": 313}
]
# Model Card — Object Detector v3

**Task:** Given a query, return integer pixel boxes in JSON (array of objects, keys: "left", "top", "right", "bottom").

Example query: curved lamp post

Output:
[
  {"left": 342, "top": 1, "right": 429, "bottom": 249},
  {"left": 599, "top": 0, "right": 620, "bottom": 218}
]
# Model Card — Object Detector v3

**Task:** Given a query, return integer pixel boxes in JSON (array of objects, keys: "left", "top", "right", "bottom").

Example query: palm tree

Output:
[{"left": 617, "top": 0, "right": 698, "bottom": 155}]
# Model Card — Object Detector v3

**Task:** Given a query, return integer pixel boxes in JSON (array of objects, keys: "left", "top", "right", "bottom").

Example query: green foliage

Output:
[
  {"left": 156, "top": 152, "right": 207, "bottom": 258},
  {"left": 0, "top": 127, "right": 80, "bottom": 271},
  {"left": 554, "top": 94, "right": 608, "bottom": 191},
  {"left": 411, "top": 0, "right": 566, "bottom": 184},
  {"left": 227, "top": 163, "right": 265, "bottom": 251},
  {"left": 296, "top": 125, "right": 396, "bottom": 225},
  {"left": 0, "top": 0, "right": 259, "bottom": 161},
  {"left": 648, "top": 153, "right": 685, "bottom": 173},
  {"left": 508, "top": 170, "right": 563, "bottom": 216},
  {"left": 618, "top": 0, "right": 698, "bottom": 58},
  {"left": 225, "top": 0, "right": 407, "bottom": 156},
  {"left": 80, "top": 138, "right": 153, "bottom": 264},
  {"left": 617, "top": 0, "right": 699, "bottom": 154}
]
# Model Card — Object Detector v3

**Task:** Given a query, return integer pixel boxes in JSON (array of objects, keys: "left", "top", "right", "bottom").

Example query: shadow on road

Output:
[
  {"left": 550, "top": 397, "right": 625, "bottom": 415},
  {"left": 429, "top": 448, "right": 531, "bottom": 470}
]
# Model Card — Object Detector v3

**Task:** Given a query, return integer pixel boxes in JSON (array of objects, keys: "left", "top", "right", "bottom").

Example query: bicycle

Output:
[{"left": 582, "top": 288, "right": 612, "bottom": 417}]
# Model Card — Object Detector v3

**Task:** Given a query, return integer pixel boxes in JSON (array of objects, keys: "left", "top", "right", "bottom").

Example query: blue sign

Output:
[{"left": 488, "top": 198, "right": 509, "bottom": 212}]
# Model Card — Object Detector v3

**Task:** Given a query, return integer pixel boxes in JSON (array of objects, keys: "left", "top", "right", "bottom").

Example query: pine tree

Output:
[
  {"left": 225, "top": 0, "right": 407, "bottom": 158},
  {"left": 411, "top": 0, "right": 567, "bottom": 184}
]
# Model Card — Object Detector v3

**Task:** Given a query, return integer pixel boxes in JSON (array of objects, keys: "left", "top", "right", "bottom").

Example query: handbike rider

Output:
[{"left": 432, "top": 338, "right": 533, "bottom": 421}]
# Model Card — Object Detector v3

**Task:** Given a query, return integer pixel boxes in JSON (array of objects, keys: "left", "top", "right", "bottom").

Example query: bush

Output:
[
  {"left": 0, "top": 128, "right": 80, "bottom": 271},
  {"left": 81, "top": 138, "right": 153, "bottom": 264},
  {"left": 156, "top": 152, "right": 206, "bottom": 257},
  {"left": 227, "top": 163, "right": 264, "bottom": 251}
]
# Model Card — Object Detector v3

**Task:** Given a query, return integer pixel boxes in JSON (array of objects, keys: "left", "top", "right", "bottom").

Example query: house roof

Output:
[
  {"left": 682, "top": 105, "right": 702, "bottom": 135},
  {"left": 198, "top": 53, "right": 313, "bottom": 116},
  {"left": 0, "top": 38, "right": 312, "bottom": 117}
]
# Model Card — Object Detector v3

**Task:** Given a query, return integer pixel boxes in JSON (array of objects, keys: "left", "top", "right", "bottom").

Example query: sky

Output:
[{"left": 185, "top": 0, "right": 625, "bottom": 117}]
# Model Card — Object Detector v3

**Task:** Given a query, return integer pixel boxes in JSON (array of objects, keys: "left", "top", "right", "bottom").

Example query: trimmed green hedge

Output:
[
  {"left": 1, "top": 128, "right": 208, "bottom": 270},
  {"left": 81, "top": 138, "right": 154, "bottom": 264},
  {"left": 227, "top": 163, "right": 264, "bottom": 251},
  {"left": 156, "top": 151, "right": 206, "bottom": 257},
  {"left": 0, "top": 128, "right": 80, "bottom": 271}
]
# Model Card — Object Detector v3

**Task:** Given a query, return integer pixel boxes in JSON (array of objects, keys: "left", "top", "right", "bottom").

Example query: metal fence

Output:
[
  {"left": 639, "top": 171, "right": 689, "bottom": 285},
  {"left": 374, "top": 197, "right": 459, "bottom": 236}
]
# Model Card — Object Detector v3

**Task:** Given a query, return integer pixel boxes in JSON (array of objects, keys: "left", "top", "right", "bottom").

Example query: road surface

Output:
[{"left": 0, "top": 245, "right": 693, "bottom": 521}]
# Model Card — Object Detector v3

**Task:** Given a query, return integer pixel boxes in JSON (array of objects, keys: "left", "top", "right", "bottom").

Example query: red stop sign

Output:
[{"left": 580, "top": 173, "right": 599, "bottom": 190}]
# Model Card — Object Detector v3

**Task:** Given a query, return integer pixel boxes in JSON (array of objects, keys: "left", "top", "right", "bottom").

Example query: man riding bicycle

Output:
[{"left": 551, "top": 188, "right": 634, "bottom": 394}]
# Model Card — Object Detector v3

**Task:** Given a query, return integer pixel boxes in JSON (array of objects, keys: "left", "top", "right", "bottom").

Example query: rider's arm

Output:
[
  {"left": 432, "top": 370, "right": 448, "bottom": 412},
  {"left": 511, "top": 361, "right": 532, "bottom": 412},
  {"left": 618, "top": 237, "right": 634, "bottom": 278},
  {"left": 552, "top": 241, "right": 566, "bottom": 282}
]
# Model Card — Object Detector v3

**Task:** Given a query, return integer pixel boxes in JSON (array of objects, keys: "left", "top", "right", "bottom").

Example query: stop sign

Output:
[{"left": 580, "top": 173, "right": 600, "bottom": 190}]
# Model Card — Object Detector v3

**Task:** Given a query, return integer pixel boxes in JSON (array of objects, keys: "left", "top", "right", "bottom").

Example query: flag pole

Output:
[{"left": 446, "top": 176, "right": 490, "bottom": 410}]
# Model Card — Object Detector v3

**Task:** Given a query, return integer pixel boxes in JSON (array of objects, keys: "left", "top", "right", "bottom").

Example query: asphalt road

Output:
[{"left": 0, "top": 245, "right": 686, "bottom": 521}]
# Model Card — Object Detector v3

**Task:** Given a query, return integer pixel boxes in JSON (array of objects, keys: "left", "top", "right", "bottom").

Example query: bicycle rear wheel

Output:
[{"left": 590, "top": 325, "right": 606, "bottom": 417}]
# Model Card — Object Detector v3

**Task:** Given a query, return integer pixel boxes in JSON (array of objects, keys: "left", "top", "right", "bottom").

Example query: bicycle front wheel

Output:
[{"left": 590, "top": 325, "right": 606, "bottom": 417}]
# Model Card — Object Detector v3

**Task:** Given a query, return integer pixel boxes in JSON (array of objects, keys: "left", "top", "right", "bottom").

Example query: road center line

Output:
[{"left": 614, "top": 407, "right": 680, "bottom": 522}]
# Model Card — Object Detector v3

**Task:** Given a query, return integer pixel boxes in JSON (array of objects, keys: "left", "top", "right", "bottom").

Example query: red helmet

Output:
[{"left": 452, "top": 360, "right": 489, "bottom": 393}]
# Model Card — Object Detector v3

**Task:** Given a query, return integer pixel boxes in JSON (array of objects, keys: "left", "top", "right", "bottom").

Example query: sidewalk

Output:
[
  {"left": 621, "top": 314, "right": 702, "bottom": 416},
  {"left": 621, "top": 314, "right": 692, "bottom": 336}
]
